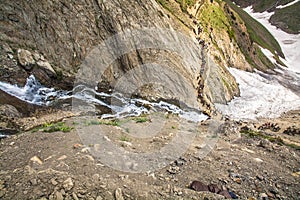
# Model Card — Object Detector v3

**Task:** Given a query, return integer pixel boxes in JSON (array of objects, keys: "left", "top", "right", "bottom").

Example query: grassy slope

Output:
[
  {"left": 175, "top": 0, "right": 197, "bottom": 12},
  {"left": 198, "top": 2, "right": 233, "bottom": 33},
  {"left": 231, "top": 0, "right": 293, "bottom": 11},
  {"left": 155, "top": 0, "right": 285, "bottom": 69},
  {"left": 224, "top": 0, "right": 284, "bottom": 58},
  {"left": 270, "top": 2, "right": 300, "bottom": 34},
  {"left": 197, "top": 1, "right": 236, "bottom": 59},
  {"left": 251, "top": 0, "right": 292, "bottom": 12},
  {"left": 155, "top": 0, "right": 194, "bottom": 28},
  {"left": 232, "top": 0, "right": 299, "bottom": 34}
]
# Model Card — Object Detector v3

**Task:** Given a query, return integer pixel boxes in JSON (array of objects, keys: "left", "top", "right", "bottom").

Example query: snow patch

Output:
[
  {"left": 277, "top": 0, "right": 299, "bottom": 9},
  {"left": 259, "top": 46, "right": 277, "bottom": 64},
  {"left": 244, "top": 6, "right": 300, "bottom": 73},
  {"left": 215, "top": 68, "right": 300, "bottom": 120}
]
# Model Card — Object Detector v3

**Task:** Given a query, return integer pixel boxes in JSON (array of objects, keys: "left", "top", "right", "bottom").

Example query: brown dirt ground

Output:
[{"left": 0, "top": 110, "right": 299, "bottom": 200}]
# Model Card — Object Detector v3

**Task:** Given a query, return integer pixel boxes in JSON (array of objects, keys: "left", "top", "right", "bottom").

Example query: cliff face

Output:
[
  {"left": 0, "top": 0, "right": 182, "bottom": 83},
  {"left": 0, "top": 0, "right": 242, "bottom": 114}
]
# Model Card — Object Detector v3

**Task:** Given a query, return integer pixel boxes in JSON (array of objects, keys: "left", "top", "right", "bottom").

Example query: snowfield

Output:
[
  {"left": 215, "top": 68, "right": 300, "bottom": 120},
  {"left": 244, "top": 6, "right": 300, "bottom": 73},
  {"left": 216, "top": 5, "right": 300, "bottom": 120}
]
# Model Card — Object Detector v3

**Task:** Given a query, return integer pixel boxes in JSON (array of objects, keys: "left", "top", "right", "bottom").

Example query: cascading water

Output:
[
  {"left": 0, "top": 75, "right": 69, "bottom": 106},
  {"left": 0, "top": 75, "right": 208, "bottom": 123}
]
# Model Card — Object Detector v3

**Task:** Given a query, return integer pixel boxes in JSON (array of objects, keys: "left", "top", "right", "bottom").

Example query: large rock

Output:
[
  {"left": 17, "top": 49, "right": 35, "bottom": 70},
  {"left": 0, "top": 104, "right": 22, "bottom": 118},
  {"left": 36, "top": 60, "right": 56, "bottom": 76},
  {"left": 0, "top": 89, "right": 42, "bottom": 116}
]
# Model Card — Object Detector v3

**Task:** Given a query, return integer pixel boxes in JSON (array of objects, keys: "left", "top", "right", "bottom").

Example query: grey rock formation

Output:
[{"left": 0, "top": 0, "right": 239, "bottom": 113}]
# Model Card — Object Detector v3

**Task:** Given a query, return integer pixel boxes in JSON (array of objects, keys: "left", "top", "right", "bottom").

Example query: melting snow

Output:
[
  {"left": 244, "top": 6, "right": 300, "bottom": 73},
  {"left": 276, "top": 0, "right": 299, "bottom": 9},
  {"left": 259, "top": 46, "right": 277, "bottom": 64},
  {"left": 215, "top": 68, "right": 300, "bottom": 120}
]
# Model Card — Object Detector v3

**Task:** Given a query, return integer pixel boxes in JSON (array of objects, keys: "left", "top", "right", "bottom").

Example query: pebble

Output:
[
  {"left": 30, "top": 179, "right": 37, "bottom": 185},
  {"left": 63, "top": 177, "right": 74, "bottom": 191},
  {"left": 57, "top": 155, "right": 67, "bottom": 161},
  {"left": 260, "top": 193, "right": 268, "bottom": 200},
  {"left": 51, "top": 178, "right": 58, "bottom": 186},
  {"left": 254, "top": 158, "right": 263, "bottom": 162},
  {"left": 115, "top": 188, "right": 124, "bottom": 200},
  {"left": 55, "top": 191, "right": 64, "bottom": 200},
  {"left": 96, "top": 196, "right": 103, "bottom": 200},
  {"left": 7, "top": 54, "right": 13, "bottom": 59},
  {"left": 256, "top": 175, "right": 264, "bottom": 181},
  {"left": 120, "top": 141, "right": 132, "bottom": 147},
  {"left": 72, "top": 192, "right": 79, "bottom": 200},
  {"left": 81, "top": 147, "right": 90, "bottom": 153},
  {"left": 73, "top": 143, "right": 82, "bottom": 149},
  {"left": 30, "top": 156, "right": 43, "bottom": 165},
  {"left": 84, "top": 155, "right": 95, "bottom": 162},
  {"left": 234, "top": 178, "right": 242, "bottom": 184}
]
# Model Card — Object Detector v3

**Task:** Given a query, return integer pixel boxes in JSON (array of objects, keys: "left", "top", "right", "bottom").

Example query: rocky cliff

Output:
[
  {"left": 0, "top": 0, "right": 241, "bottom": 115},
  {"left": 0, "top": 0, "right": 288, "bottom": 116}
]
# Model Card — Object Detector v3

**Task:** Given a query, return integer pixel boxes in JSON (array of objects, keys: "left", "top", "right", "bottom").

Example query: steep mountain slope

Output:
[
  {"left": 232, "top": 0, "right": 300, "bottom": 34},
  {"left": 0, "top": 0, "right": 244, "bottom": 117},
  {"left": 0, "top": 0, "right": 294, "bottom": 115}
]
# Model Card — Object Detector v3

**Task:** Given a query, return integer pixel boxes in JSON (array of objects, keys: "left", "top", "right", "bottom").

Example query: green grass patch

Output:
[
  {"left": 175, "top": 0, "right": 196, "bottom": 12},
  {"left": 255, "top": 46, "right": 275, "bottom": 68},
  {"left": 86, "top": 119, "right": 120, "bottom": 126},
  {"left": 133, "top": 116, "right": 149, "bottom": 123},
  {"left": 31, "top": 122, "right": 73, "bottom": 133},
  {"left": 251, "top": 0, "right": 293, "bottom": 13},
  {"left": 198, "top": 2, "right": 232, "bottom": 32},
  {"left": 240, "top": 128, "right": 300, "bottom": 150},
  {"left": 285, "top": 143, "right": 300, "bottom": 150},
  {"left": 120, "top": 135, "right": 130, "bottom": 142}
]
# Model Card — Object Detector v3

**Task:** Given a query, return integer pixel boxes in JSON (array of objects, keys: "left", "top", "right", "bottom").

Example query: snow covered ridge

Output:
[
  {"left": 215, "top": 68, "right": 300, "bottom": 120},
  {"left": 276, "top": 0, "right": 299, "bottom": 9},
  {"left": 244, "top": 6, "right": 300, "bottom": 73}
]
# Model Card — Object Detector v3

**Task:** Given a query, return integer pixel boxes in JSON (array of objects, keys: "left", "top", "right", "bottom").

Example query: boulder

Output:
[
  {"left": 36, "top": 60, "right": 56, "bottom": 77},
  {"left": 0, "top": 104, "right": 22, "bottom": 118},
  {"left": 17, "top": 49, "right": 35, "bottom": 70}
]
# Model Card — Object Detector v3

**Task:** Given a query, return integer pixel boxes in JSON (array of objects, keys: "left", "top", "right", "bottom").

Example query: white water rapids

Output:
[{"left": 0, "top": 75, "right": 208, "bottom": 123}]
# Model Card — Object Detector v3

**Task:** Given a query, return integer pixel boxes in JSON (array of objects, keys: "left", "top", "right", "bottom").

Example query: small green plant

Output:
[
  {"left": 100, "top": 120, "right": 120, "bottom": 126},
  {"left": 134, "top": 117, "right": 149, "bottom": 123},
  {"left": 240, "top": 129, "right": 284, "bottom": 145},
  {"left": 86, "top": 119, "right": 120, "bottom": 126},
  {"left": 40, "top": 122, "right": 73, "bottom": 133},
  {"left": 72, "top": 121, "right": 80, "bottom": 125},
  {"left": 120, "top": 135, "right": 130, "bottom": 142},
  {"left": 171, "top": 126, "right": 177, "bottom": 129},
  {"left": 56, "top": 70, "right": 63, "bottom": 81}
]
